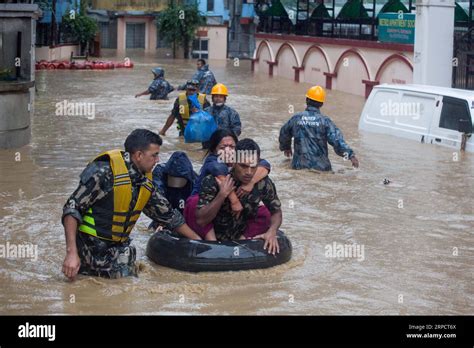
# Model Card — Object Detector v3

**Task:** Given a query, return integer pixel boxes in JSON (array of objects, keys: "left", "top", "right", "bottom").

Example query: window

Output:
[
  {"left": 100, "top": 21, "right": 117, "bottom": 49},
  {"left": 126, "top": 23, "right": 145, "bottom": 49},
  {"left": 191, "top": 38, "right": 209, "bottom": 59},
  {"left": 439, "top": 96, "right": 471, "bottom": 131},
  {"left": 207, "top": 0, "right": 214, "bottom": 12}
]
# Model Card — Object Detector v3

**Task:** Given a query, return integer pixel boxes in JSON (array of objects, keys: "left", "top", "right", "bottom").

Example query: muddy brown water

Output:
[{"left": 0, "top": 51, "right": 473, "bottom": 315}]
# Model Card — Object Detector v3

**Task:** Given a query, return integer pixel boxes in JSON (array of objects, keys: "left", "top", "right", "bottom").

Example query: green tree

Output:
[
  {"left": 62, "top": 2, "right": 98, "bottom": 55},
  {"left": 157, "top": 2, "right": 206, "bottom": 59}
]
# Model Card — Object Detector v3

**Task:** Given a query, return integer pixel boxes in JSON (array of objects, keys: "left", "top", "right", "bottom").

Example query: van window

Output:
[
  {"left": 439, "top": 97, "right": 471, "bottom": 131},
  {"left": 396, "top": 92, "right": 437, "bottom": 131},
  {"left": 366, "top": 90, "right": 399, "bottom": 122}
]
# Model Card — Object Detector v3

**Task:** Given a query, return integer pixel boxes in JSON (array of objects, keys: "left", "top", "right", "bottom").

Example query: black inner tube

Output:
[{"left": 146, "top": 230, "right": 292, "bottom": 272}]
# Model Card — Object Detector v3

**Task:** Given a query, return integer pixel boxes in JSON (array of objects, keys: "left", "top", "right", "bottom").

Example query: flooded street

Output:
[{"left": 0, "top": 51, "right": 473, "bottom": 315}]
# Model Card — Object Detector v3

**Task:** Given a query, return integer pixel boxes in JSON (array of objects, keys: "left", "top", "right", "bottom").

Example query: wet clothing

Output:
[
  {"left": 204, "top": 104, "right": 242, "bottom": 136},
  {"left": 198, "top": 65, "right": 217, "bottom": 94},
  {"left": 152, "top": 151, "right": 197, "bottom": 212},
  {"left": 76, "top": 232, "right": 138, "bottom": 278},
  {"left": 178, "top": 70, "right": 205, "bottom": 90},
  {"left": 148, "top": 77, "right": 174, "bottom": 100},
  {"left": 171, "top": 93, "right": 210, "bottom": 134},
  {"left": 62, "top": 152, "right": 185, "bottom": 278},
  {"left": 178, "top": 65, "right": 216, "bottom": 94},
  {"left": 62, "top": 154, "right": 184, "bottom": 230},
  {"left": 184, "top": 194, "right": 271, "bottom": 239},
  {"left": 77, "top": 150, "right": 154, "bottom": 243},
  {"left": 191, "top": 153, "right": 271, "bottom": 196},
  {"left": 279, "top": 106, "right": 355, "bottom": 171},
  {"left": 197, "top": 173, "right": 281, "bottom": 240}
]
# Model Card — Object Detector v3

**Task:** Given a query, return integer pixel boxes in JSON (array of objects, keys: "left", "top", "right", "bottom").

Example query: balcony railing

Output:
[{"left": 256, "top": 0, "right": 473, "bottom": 41}]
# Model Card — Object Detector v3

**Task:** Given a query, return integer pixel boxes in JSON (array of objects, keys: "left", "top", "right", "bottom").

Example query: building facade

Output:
[{"left": 252, "top": 0, "right": 474, "bottom": 96}]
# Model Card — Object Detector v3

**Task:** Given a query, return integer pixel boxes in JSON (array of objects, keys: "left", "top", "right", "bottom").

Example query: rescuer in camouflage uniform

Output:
[
  {"left": 160, "top": 80, "right": 210, "bottom": 137},
  {"left": 135, "top": 67, "right": 174, "bottom": 100},
  {"left": 178, "top": 59, "right": 217, "bottom": 94},
  {"left": 61, "top": 129, "right": 200, "bottom": 280}
]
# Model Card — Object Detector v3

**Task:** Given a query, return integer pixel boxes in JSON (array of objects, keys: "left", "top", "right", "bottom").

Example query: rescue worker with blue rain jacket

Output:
[
  {"left": 135, "top": 67, "right": 174, "bottom": 100},
  {"left": 205, "top": 83, "right": 242, "bottom": 136},
  {"left": 279, "top": 86, "right": 359, "bottom": 171}
]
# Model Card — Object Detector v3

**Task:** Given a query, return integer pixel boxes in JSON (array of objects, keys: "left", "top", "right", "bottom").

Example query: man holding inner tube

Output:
[
  {"left": 61, "top": 129, "right": 201, "bottom": 280},
  {"left": 195, "top": 138, "right": 282, "bottom": 254}
]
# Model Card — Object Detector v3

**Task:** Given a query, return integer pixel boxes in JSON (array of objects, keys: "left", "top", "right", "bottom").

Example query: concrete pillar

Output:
[
  {"left": 0, "top": 4, "right": 41, "bottom": 149},
  {"left": 117, "top": 17, "right": 125, "bottom": 53},
  {"left": 148, "top": 18, "right": 157, "bottom": 52},
  {"left": 413, "top": 0, "right": 455, "bottom": 87}
]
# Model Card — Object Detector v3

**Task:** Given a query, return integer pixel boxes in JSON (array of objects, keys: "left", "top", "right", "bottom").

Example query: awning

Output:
[
  {"left": 337, "top": 0, "right": 369, "bottom": 20},
  {"left": 310, "top": 3, "right": 331, "bottom": 19},
  {"left": 378, "top": 0, "right": 409, "bottom": 18},
  {"left": 455, "top": 2, "right": 469, "bottom": 22}
]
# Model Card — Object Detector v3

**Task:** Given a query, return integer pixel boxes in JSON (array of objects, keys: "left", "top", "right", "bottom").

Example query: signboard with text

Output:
[{"left": 378, "top": 13, "right": 416, "bottom": 44}]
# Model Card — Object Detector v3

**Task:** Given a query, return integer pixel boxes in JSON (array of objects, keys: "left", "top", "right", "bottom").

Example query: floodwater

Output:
[{"left": 0, "top": 51, "right": 473, "bottom": 315}]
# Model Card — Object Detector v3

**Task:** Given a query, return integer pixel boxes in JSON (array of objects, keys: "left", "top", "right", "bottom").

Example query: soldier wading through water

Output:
[{"left": 61, "top": 129, "right": 201, "bottom": 280}]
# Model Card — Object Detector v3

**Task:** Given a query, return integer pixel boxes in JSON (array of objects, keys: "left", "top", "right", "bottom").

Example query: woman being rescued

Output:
[{"left": 184, "top": 129, "right": 272, "bottom": 241}]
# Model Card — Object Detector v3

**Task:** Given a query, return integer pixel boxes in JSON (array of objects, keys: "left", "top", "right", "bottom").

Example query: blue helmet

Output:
[{"left": 151, "top": 67, "right": 164, "bottom": 78}]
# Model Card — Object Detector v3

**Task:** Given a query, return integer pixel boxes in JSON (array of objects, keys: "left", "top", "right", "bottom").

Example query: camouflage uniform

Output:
[
  {"left": 279, "top": 106, "right": 355, "bottom": 171},
  {"left": 178, "top": 65, "right": 216, "bottom": 94},
  {"left": 171, "top": 94, "right": 211, "bottom": 135},
  {"left": 62, "top": 156, "right": 185, "bottom": 278},
  {"left": 148, "top": 78, "right": 174, "bottom": 100},
  {"left": 178, "top": 69, "right": 205, "bottom": 90},
  {"left": 198, "top": 65, "right": 217, "bottom": 94},
  {"left": 204, "top": 104, "right": 242, "bottom": 136},
  {"left": 197, "top": 173, "right": 281, "bottom": 240},
  {"left": 76, "top": 232, "right": 138, "bottom": 279}
]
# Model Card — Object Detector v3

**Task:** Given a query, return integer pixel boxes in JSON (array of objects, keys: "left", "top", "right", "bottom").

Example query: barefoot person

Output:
[
  {"left": 193, "top": 139, "right": 282, "bottom": 254},
  {"left": 184, "top": 130, "right": 272, "bottom": 241}
]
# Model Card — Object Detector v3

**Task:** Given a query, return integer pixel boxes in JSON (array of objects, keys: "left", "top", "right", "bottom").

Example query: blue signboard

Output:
[{"left": 378, "top": 13, "right": 415, "bottom": 44}]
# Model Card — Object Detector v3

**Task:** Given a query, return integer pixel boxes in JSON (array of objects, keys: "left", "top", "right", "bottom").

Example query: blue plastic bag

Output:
[{"left": 184, "top": 110, "right": 218, "bottom": 143}]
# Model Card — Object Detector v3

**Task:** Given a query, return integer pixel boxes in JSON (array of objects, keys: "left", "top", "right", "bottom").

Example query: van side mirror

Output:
[{"left": 458, "top": 119, "right": 472, "bottom": 134}]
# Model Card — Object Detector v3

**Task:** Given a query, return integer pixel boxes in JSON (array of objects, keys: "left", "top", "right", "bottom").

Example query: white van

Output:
[{"left": 359, "top": 84, "right": 474, "bottom": 152}]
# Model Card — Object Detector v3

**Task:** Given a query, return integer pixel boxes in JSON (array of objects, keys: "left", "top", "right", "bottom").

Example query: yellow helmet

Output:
[
  {"left": 211, "top": 83, "right": 228, "bottom": 96},
  {"left": 306, "top": 85, "right": 326, "bottom": 103}
]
